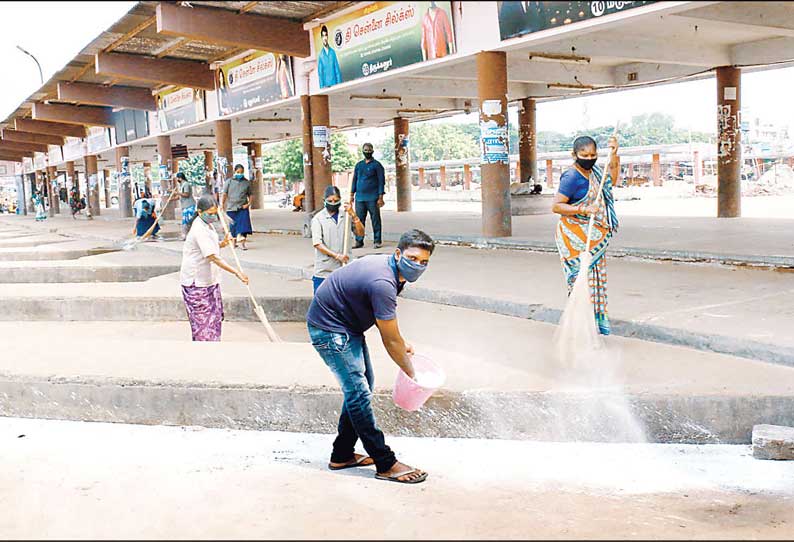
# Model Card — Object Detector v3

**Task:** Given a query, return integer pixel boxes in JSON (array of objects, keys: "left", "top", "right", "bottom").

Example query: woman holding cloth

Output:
[
  {"left": 180, "top": 194, "right": 249, "bottom": 341},
  {"left": 552, "top": 135, "right": 620, "bottom": 335}
]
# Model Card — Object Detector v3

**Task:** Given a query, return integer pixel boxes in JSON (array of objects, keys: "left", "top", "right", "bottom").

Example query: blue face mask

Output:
[
  {"left": 396, "top": 253, "right": 427, "bottom": 283},
  {"left": 234, "top": 173, "right": 244, "bottom": 180},
  {"left": 201, "top": 211, "right": 219, "bottom": 224}
]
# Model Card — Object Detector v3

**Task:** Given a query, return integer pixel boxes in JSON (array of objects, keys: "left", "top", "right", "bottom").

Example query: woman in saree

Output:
[
  {"left": 33, "top": 192, "right": 47, "bottom": 221},
  {"left": 552, "top": 135, "right": 620, "bottom": 335},
  {"left": 180, "top": 195, "right": 249, "bottom": 341}
]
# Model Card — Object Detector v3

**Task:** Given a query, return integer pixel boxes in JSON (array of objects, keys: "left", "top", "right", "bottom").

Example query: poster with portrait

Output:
[
  {"left": 156, "top": 87, "right": 206, "bottom": 132},
  {"left": 215, "top": 51, "right": 295, "bottom": 116},
  {"left": 312, "top": 1, "right": 455, "bottom": 89},
  {"left": 497, "top": 1, "right": 656, "bottom": 40}
]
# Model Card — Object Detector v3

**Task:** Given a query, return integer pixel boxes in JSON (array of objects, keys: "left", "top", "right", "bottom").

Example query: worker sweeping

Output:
[
  {"left": 552, "top": 134, "right": 620, "bottom": 340},
  {"left": 180, "top": 194, "right": 249, "bottom": 341}
]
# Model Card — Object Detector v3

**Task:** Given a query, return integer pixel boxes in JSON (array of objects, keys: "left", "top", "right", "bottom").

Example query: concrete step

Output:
[{"left": 0, "top": 264, "right": 180, "bottom": 283}]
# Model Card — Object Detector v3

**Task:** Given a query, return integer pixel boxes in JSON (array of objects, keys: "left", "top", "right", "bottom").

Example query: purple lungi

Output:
[{"left": 181, "top": 283, "right": 224, "bottom": 341}]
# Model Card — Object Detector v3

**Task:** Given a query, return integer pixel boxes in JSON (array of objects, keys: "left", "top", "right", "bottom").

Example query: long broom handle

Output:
[
  {"left": 584, "top": 126, "right": 620, "bottom": 246},
  {"left": 342, "top": 204, "right": 352, "bottom": 264},
  {"left": 216, "top": 208, "right": 280, "bottom": 342},
  {"left": 140, "top": 186, "right": 179, "bottom": 240}
]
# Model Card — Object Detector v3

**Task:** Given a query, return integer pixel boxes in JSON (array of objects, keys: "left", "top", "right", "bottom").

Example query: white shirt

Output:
[
  {"left": 180, "top": 217, "right": 221, "bottom": 287},
  {"left": 311, "top": 208, "right": 353, "bottom": 278}
]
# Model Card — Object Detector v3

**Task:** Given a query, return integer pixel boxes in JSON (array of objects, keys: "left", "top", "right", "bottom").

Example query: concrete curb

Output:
[
  {"left": 0, "top": 264, "right": 180, "bottom": 283},
  {"left": 23, "top": 224, "right": 794, "bottom": 368},
  {"left": 0, "top": 296, "right": 311, "bottom": 322},
  {"left": 1, "top": 373, "right": 793, "bottom": 444}
]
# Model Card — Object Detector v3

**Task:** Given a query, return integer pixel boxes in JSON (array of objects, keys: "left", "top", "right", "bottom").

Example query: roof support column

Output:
[
  {"left": 85, "top": 155, "right": 100, "bottom": 217},
  {"left": 157, "top": 135, "right": 175, "bottom": 220},
  {"left": 717, "top": 66, "right": 741, "bottom": 218},
  {"left": 214, "top": 119, "right": 233, "bottom": 186},
  {"left": 143, "top": 162, "right": 152, "bottom": 194},
  {"left": 301, "top": 95, "right": 315, "bottom": 214},
  {"left": 439, "top": 165, "right": 447, "bottom": 191},
  {"left": 477, "top": 51, "right": 511, "bottom": 237},
  {"left": 26, "top": 173, "right": 35, "bottom": 213},
  {"left": 102, "top": 169, "right": 111, "bottom": 208},
  {"left": 65, "top": 161, "right": 77, "bottom": 197},
  {"left": 518, "top": 98, "right": 537, "bottom": 184},
  {"left": 394, "top": 117, "right": 411, "bottom": 212},
  {"left": 116, "top": 146, "right": 132, "bottom": 218},
  {"left": 546, "top": 160, "right": 554, "bottom": 188},
  {"left": 463, "top": 164, "right": 471, "bottom": 190},
  {"left": 651, "top": 153, "right": 661, "bottom": 186},
  {"left": 244, "top": 142, "right": 264, "bottom": 210},
  {"left": 310, "top": 95, "right": 331, "bottom": 211},
  {"left": 46, "top": 166, "right": 59, "bottom": 217},
  {"left": 203, "top": 151, "right": 213, "bottom": 195}
]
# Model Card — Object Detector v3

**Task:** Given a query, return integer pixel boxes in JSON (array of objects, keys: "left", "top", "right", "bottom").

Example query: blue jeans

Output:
[
  {"left": 307, "top": 323, "right": 396, "bottom": 473},
  {"left": 312, "top": 276, "right": 325, "bottom": 294},
  {"left": 354, "top": 199, "right": 382, "bottom": 244}
]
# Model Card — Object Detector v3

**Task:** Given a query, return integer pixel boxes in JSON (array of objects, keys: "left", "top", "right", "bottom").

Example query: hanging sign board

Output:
[
  {"left": 48, "top": 145, "right": 63, "bottom": 165},
  {"left": 497, "top": 1, "right": 657, "bottom": 40},
  {"left": 62, "top": 137, "right": 86, "bottom": 162},
  {"left": 312, "top": 1, "right": 456, "bottom": 89},
  {"left": 114, "top": 109, "right": 150, "bottom": 144},
  {"left": 156, "top": 87, "right": 206, "bottom": 132},
  {"left": 216, "top": 51, "right": 295, "bottom": 115},
  {"left": 87, "top": 126, "right": 111, "bottom": 154},
  {"left": 33, "top": 152, "right": 47, "bottom": 170}
]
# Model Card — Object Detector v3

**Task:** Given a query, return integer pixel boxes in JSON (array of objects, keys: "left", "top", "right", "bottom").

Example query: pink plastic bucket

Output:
[{"left": 392, "top": 354, "right": 446, "bottom": 412}]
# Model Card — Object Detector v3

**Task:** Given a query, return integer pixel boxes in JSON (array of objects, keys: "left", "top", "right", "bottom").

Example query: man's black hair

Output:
[
  {"left": 321, "top": 25, "right": 329, "bottom": 36},
  {"left": 397, "top": 229, "right": 435, "bottom": 255}
]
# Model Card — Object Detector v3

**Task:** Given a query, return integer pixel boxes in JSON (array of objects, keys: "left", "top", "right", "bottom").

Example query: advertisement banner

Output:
[
  {"left": 497, "top": 1, "right": 657, "bottom": 40},
  {"left": 216, "top": 51, "right": 295, "bottom": 116},
  {"left": 62, "top": 137, "right": 86, "bottom": 162},
  {"left": 22, "top": 157, "right": 33, "bottom": 174},
  {"left": 156, "top": 87, "right": 206, "bottom": 132},
  {"left": 312, "top": 1, "right": 455, "bottom": 89},
  {"left": 480, "top": 121, "right": 509, "bottom": 164},
  {"left": 48, "top": 145, "right": 63, "bottom": 165},
  {"left": 87, "top": 127, "right": 111, "bottom": 154},
  {"left": 114, "top": 109, "right": 150, "bottom": 144},
  {"left": 33, "top": 152, "right": 47, "bottom": 170}
]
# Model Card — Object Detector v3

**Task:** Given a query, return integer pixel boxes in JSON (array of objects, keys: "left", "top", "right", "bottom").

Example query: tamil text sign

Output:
[
  {"left": 157, "top": 87, "right": 206, "bottom": 132},
  {"left": 216, "top": 51, "right": 294, "bottom": 115},
  {"left": 312, "top": 1, "right": 455, "bottom": 89},
  {"left": 497, "top": 1, "right": 656, "bottom": 40}
]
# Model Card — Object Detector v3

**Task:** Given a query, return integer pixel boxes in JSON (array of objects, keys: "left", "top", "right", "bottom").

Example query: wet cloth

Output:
[
  {"left": 182, "top": 283, "right": 223, "bottom": 341},
  {"left": 554, "top": 165, "right": 619, "bottom": 335},
  {"left": 227, "top": 208, "right": 253, "bottom": 238}
]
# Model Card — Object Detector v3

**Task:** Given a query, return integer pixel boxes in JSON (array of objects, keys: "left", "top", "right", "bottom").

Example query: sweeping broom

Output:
[
  {"left": 342, "top": 193, "right": 352, "bottom": 265},
  {"left": 553, "top": 128, "right": 619, "bottom": 367},
  {"left": 216, "top": 206, "right": 282, "bottom": 342},
  {"left": 122, "top": 187, "right": 179, "bottom": 250}
]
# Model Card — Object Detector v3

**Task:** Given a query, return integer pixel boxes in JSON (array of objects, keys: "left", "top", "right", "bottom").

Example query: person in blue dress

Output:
[
  {"left": 133, "top": 198, "right": 160, "bottom": 240},
  {"left": 318, "top": 25, "right": 342, "bottom": 88}
]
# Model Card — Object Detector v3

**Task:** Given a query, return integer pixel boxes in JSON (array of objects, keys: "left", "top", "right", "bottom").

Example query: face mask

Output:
[
  {"left": 201, "top": 212, "right": 219, "bottom": 224},
  {"left": 396, "top": 253, "right": 427, "bottom": 283},
  {"left": 325, "top": 200, "right": 341, "bottom": 213},
  {"left": 576, "top": 157, "right": 597, "bottom": 171},
  {"left": 234, "top": 173, "right": 244, "bottom": 180},
  {"left": 363, "top": 151, "right": 374, "bottom": 159}
]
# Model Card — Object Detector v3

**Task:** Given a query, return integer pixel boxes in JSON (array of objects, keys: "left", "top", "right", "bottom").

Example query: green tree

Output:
[
  {"left": 177, "top": 154, "right": 207, "bottom": 186},
  {"left": 331, "top": 132, "right": 357, "bottom": 173}
]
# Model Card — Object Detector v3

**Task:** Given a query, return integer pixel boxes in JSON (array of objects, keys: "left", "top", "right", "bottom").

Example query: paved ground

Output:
[
  {"left": 2, "top": 417, "right": 793, "bottom": 539},
  {"left": 5, "top": 212, "right": 791, "bottom": 363}
]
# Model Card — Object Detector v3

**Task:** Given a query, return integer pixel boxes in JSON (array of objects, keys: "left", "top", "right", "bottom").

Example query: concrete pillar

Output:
[
  {"left": 244, "top": 142, "right": 264, "bottom": 209},
  {"left": 46, "top": 166, "right": 59, "bottom": 216},
  {"left": 102, "top": 168, "right": 111, "bottom": 208},
  {"left": 545, "top": 159, "right": 554, "bottom": 188},
  {"left": 651, "top": 153, "right": 661, "bottom": 186},
  {"left": 463, "top": 163, "right": 472, "bottom": 190},
  {"left": 439, "top": 165, "right": 447, "bottom": 190},
  {"left": 394, "top": 117, "right": 411, "bottom": 212},
  {"left": 26, "top": 173, "right": 35, "bottom": 213},
  {"left": 418, "top": 167, "right": 426, "bottom": 189},
  {"left": 85, "top": 155, "right": 100, "bottom": 216},
  {"left": 115, "top": 146, "right": 132, "bottom": 217},
  {"left": 65, "top": 161, "right": 77, "bottom": 197},
  {"left": 310, "top": 95, "right": 331, "bottom": 211},
  {"left": 156, "top": 135, "right": 175, "bottom": 220},
  {"left": 672, "top": 161, "right": 679, "bottom": 177},
  {"left": 143, "top": 162, "right": 152, "bottom": 194},
  {"left": 203, "top": 151, "right": 213, "bottom": 194},
  {"left": 717, "top": 66, "right": 741, "bottom": 217},
  {"left": 477, "top": 52, "right": 511, "bottom": 237},
  {"left": 514, "top": 161, "right": 520, "bottom": 183},
  {"left": 693, "top": 151, "right": 701, "bottom": 183},
  {"left": 301, "top": 95, "right": 315, "bottom": 214},
  {"left": 518, "top": 97, "right": 537, "bottom": 184}
]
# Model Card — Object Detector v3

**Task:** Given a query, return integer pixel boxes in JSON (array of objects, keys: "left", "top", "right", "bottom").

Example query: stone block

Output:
[{"left": 752, "top": 424, "right": 794, "bottom": 460}]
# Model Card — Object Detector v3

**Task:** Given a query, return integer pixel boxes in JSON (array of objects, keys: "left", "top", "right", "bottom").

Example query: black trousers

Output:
[{"left": 355, "top": 199, "right": 382, "bottom": 244}]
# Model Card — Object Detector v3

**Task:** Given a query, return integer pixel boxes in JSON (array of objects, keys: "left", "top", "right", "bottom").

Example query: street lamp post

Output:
[{"left": 16, "top": 45, "right": 44, "bottom": 85}]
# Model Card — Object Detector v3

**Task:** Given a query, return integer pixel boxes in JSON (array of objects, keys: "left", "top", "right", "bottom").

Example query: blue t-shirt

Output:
[
  {"left": 351, "top": 159, "right": 385, "bottom": 202},
  {"left": 558, "top": 168, "right": 590, "bottom": 204},
  {"left": 307, "top": 254, "right": 402, "bottom": 336}
]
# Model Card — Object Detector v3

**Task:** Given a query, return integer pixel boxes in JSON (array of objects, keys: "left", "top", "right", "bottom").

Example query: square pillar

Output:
[
  {"left": 157, "top": 135, "right": 175, "bottom": 220},
  {"left": 102, "top": 168, "right": 111, "bottom": 208},
  {"left": 245, "top": 142, "right": 264, "bottom": 209},
  {"left": 651, "top": 153, "right": 661, "bottom": 186},
  {"left": 545, "top": 159, "right": 554, "bottom": 188},
  {"left": 418, "top": 167, "right": 426, "bottom": 189},
  {"left": 394, "top": 117, "right": 411, "bottom": 212},
  {"left": 439, "top": 165, "right": 447, "bottom": 191},
  {"left": 65, "top": 161, "right": 77, "bottom": 197},
  {"left": 46, "top": 166, "right": 59, "bottom": 216},
  {"left": 301, "top": 95, "right": 315, "bottom": 214},
  {"left": 310, "top": 95, "right": 331, "bottom": 211},
  {"left": 518, "top": 97, "right": 537, "bottom": 184},
  {"left": 463, "top": 163, "right": 472, "bottom": 190},
  {"left": 85, "top": 155, "right": 100, "bottom": 216},
  {"left": 116, "top": 146, "right": 132, "bottom": 217}
]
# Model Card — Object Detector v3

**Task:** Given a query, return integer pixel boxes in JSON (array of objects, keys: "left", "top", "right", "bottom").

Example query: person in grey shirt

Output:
[
  {"left": 175, "top": 172, "right": 196, "bottom": 240},
  {"left": 221, "top": 164, "right": 253, "bottom": 250},
  {"left": 311, "top": 185, "right": 365, "bottom": 293}
]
